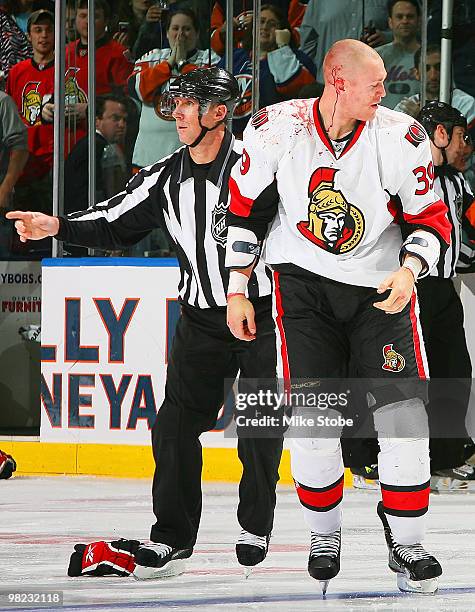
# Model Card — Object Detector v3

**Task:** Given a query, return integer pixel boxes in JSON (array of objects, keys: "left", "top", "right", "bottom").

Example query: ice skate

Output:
[
  {"left": 351, "top": 464, "right": 379, "bottom": 490},
  {"left": 377, "top": 502, "right": 442, "bottom": 593},
  {"left": 133, "top": 543, "right": 193, "bottom": 580},
  {"left": 308, "top": 529, "right": 341, "bottom": 595},
  {"left": 235, "top": 530, "right": 270, "bottom": 577},
  {"left": 431, "top": 463, "right": 475, "bottom": 492}
]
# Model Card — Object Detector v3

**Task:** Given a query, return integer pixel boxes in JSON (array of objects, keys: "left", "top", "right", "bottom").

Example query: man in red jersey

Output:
[
  {"left": 6, "top": 9, "right": 55, "bottom": 214},
  {"left": 66, "top": 0, "right": 133, "bottom": 99}
]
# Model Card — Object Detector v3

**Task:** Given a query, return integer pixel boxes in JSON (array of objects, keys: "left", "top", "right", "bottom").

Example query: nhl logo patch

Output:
[
  {"left": 404, "top": 123, "right": 426, "bottom": 147},
  {"left": 211, "top": 201, "right": 228, "bottom": 247},
  {"left": 381, "top": 343, "right": 406, "bottom": 372}
]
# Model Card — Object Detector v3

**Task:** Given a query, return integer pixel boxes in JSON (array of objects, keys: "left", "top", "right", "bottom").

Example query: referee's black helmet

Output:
[
  {"left": 161, "top": 67, "right": 240, "bottom": 118},
  {"left": 417, "top": 100, "right": 467, "bottom": 142}
]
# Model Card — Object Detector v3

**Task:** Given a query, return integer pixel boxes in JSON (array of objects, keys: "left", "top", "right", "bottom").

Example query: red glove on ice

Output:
[
  {"left": 0, "top": 450, "right": 16, "bottom": 480},
  {"left": 68, "top": 539, "right": 141, "bottom": 577}
]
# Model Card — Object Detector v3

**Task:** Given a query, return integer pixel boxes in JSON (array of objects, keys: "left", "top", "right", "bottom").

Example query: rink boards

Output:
[
  {"left": 0, "top": 257, "right": 324, "bottom": 484},
  {"left": 5, "top": 257, "right": 475, "bottom": 484}
]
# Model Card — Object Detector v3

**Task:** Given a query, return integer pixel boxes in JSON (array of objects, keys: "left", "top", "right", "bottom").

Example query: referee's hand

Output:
[
  {"left": 6, "top": 210, "right": 59, "bottom": 242},
  {"left": 227, "top": 295, "right": 256, "bottom": 341}
]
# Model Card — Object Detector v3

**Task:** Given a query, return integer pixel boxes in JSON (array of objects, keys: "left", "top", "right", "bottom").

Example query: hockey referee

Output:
[
  {"left": 416, "top": 101, "right": 475, "bottom": 486},
  {"left": 7, "top": 68, "right": 283, "bottom": 579}
]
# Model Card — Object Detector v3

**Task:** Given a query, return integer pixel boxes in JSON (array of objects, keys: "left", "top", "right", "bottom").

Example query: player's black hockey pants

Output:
[{"left": 150, "top": 297, "right": 282, "bottom": 549}]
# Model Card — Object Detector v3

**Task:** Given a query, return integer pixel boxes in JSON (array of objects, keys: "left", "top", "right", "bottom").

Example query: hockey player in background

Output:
[
  {"left": 226, "top": 39, "right": 450, "bottom": 594},
  {"left": 6, "top": 68, "right": 282, "bottom": 580},
  {"left": 416, "top": 101, "right": 475, "bottom": 490}
]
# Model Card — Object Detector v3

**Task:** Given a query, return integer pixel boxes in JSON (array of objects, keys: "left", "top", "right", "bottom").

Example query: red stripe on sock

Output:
[
  {"left": 295, "top": 477, "right": 344, "bottom": 510},
  {"left": 381, "top": 486, "right": 430, "bottom": 512}
]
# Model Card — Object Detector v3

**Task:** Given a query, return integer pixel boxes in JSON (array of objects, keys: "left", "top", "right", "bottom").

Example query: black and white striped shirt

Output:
[
  {"left": 432, "top": 164, "right": 474, "bottom": 278},
  {"left": 57, "top": 131, "right": 272, "bottom": 308}
]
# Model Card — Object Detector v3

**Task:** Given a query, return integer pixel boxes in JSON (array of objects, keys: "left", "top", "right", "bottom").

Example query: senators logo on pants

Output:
[
  {"left": 297, "top": 167, "right": 364, "bottom": 254},
  {"left": 382, "top": 344, "right": 406, "bottom": 372}
]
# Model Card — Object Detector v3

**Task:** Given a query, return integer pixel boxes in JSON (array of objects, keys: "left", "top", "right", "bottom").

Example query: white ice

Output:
[{"left": 1, "top": 476, "right": 475, "bottom": 611}]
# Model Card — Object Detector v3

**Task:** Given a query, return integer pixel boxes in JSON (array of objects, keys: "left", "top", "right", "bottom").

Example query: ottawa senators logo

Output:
[
  {"left": 382, "top": 344, "right": 406, "bottom": 372},
  {"left": 64, "top": 68, "right": 87, "bottom": 105},
  {"left": 297, "top": 167, "right": 364, "bottom": 253},
  {"left": 21, "top": 82, "right": 42, "bottom": 126}
]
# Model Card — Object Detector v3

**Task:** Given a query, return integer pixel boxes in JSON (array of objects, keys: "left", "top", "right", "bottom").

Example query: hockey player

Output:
[
  {"left": 6, "top": 68, "right": 282, "bottom": 579},
  {"left": 226, "top": 39, "right": 450, "bottom": 594},
  {"left": 416, "top": 101, "right": 475, "bottom": 490}
]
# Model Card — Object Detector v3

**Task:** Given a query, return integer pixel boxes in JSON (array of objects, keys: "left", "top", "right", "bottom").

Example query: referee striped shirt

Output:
[
  {"left": 57, "top": 130, "right": 273, "bottom": 308},
  {"left": 431, "top": 164, "right": 474, "bottom": 278}
]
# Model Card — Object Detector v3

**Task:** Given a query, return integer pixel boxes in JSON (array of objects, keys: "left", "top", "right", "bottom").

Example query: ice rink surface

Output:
[{"left": 1, "top": 476, "right": 474, "bottom": 612}]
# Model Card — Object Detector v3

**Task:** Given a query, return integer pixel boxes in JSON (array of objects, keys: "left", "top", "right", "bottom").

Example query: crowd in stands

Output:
[{"left": 0, "top": 0, "right": 473, "bottom": 259}]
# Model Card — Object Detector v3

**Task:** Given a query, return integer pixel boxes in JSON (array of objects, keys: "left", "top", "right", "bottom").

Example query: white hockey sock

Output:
[
  {"left": 291, "top": 437, "right": 344, "bottom": 534},
  {"left": 378, "top": 436, "right": 430, "bottom": 545}
]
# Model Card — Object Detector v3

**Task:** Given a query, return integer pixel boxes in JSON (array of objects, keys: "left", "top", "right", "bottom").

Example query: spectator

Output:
[
  {"left": 0, "top": 90, "right": 28, "bottom": 220},
  {"left": 0, "top": 89, "right": 28, "bottom": 197},
  {"left": 393, "top": 44, "right": 475, "bottom": 131},
  {"left": 129, "top": 8, "right": 219, "bottom": 168},
  {"left": 427, "top": 0, "right": 475, "bottom": 99},
  {"left": 0, "top": 2, "right": 32, "bottom": 79},
  {"left": 219, "top": 4, "right": 316, "bottom": 136},
  {"left": 377, "top": 0, "right": 420, "bottom": 110},
  {"left": 122, "top": 0, "right": 211, "bottom": 61},
  {"left": 6, "top": 9, "right": 54, "bottom": 212},
  {"left": 11, "top": 0, "right": 34, "bottom": 33},
  {"left": 64, "top": 95, "right": 128, "bottom": 216},
  {"left": 66, "top": 0, "right": 134, "bottom": 98},
  {"left": 299, "top": 0, "right": 390, "bottom": 73},
  {"left": 210, "top": 0, "right": 304, "bottom": 57}
]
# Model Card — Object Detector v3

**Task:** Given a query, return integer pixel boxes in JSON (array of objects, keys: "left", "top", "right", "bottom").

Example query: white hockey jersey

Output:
[{"left": 227, "top": 99, "right": 451, "bottom": 288}]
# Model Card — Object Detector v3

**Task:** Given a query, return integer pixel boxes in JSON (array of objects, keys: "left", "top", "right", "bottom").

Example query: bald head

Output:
[
  {"left": 319, "top": 39, "right": 386, "bottom": 126},
  {"left": 323, "top": 39, "right": 384, "bottom": 85}
]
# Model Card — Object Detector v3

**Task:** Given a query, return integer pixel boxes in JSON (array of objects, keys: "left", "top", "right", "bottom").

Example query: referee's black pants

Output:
[
  {"left": 150, "top": 296, "right": 282, "bottom": 549},
  {"left": 417, "top": 276, "right": 473, "bottom": 471}
]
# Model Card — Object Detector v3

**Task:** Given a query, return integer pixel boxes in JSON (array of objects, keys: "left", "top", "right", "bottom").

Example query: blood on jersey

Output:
[{"left": 404, "top": 123, "right": 426, "bottom": 148}]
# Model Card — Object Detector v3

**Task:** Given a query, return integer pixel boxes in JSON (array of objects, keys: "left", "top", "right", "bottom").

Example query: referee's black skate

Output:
[
  {"left": 235, "top": 530, "right": 270, "bottom": 577},
  {"left": 133, "top": 543, "right": 193, "bottom": 580},
  {"left": 377, "top": 502, "right": 442, "bottom": 593},
  {"left": 308, "top": 529, "right": 341, "bottom": 595}
]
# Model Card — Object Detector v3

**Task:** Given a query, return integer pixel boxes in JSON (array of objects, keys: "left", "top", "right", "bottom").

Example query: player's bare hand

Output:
[
  {"left": 373, "top": 267, "right": 414, "bottom": 314},
  {"left": 227, "top": 294, "right": 256, "bottom": 341},
  {"left": 5, "top": 211, "right": 59, "bottom": 242}
]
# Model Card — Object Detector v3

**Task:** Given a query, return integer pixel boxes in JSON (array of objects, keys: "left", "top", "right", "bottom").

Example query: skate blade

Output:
[
  {"left": 397, "top": 573, "right": 439, "bottom": 594},
  {"left": 133, "top": 559, "right": 186, "bottom": 581},
  {"left": 319, "top": 580, "right": 330, "bottom": 596},
  {"left": 243, "top": 566, "right": 252, "bottom": 579}
]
